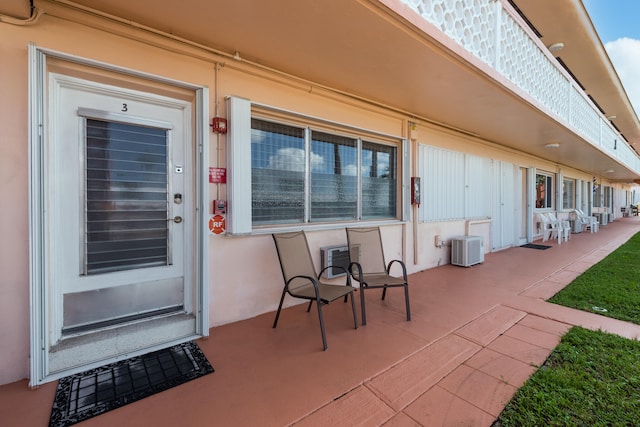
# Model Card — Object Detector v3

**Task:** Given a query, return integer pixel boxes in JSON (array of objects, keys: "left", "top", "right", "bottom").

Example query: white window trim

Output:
[
  {"left": 534, "top": 170, "right": 555, "bottom": 210},
  {"left": 225, "top": 96, "right": 408, "bottom": 235},
  {"left": 562, "top": 176, "right": 577, "bottom": 211}
]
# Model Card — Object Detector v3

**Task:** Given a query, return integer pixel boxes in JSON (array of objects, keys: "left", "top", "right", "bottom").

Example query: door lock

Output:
[{"left": 169, "top": 216, "right": 183, "bottom": 224}]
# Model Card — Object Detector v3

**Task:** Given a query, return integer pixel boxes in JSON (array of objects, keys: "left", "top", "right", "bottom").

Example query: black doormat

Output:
[
  {"left": 520, "top": 243, "right": 552, "bottom": 250},
  {"left": 49, "top": 341, "right": 214, "bottom": 427}
]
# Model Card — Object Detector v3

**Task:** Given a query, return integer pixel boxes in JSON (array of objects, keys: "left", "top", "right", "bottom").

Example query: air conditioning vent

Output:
[
  {"left": 451, "top": 236, "right": 484, "bottom": 267},
  {"left": 320, "top": 245, "right": 350, "bottom": 279}
]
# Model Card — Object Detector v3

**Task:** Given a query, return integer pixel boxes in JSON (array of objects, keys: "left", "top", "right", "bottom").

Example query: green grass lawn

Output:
[
  {"left": 495, "top": 327, "right": 640, "bottom": 426},
  {"left": 495, "top": 232, "right": 640, "bottom": 425},
  {"left": 548, "top": 232, "right": 640, "bottom": 324}
]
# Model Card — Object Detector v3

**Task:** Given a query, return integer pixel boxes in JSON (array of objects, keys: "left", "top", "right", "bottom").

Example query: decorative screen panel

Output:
[{"left": 84, "top": 119, "right": 169, "bottom": 274}]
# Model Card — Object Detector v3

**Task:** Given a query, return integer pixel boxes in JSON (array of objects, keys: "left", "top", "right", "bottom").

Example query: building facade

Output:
[{"left": 1, "top": 0, "right": 639, "bottom": 386}]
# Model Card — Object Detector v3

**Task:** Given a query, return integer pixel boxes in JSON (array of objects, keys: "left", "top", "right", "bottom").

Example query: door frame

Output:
[{"left": 28, "top": 44, "right": 209, "bottom": 386}]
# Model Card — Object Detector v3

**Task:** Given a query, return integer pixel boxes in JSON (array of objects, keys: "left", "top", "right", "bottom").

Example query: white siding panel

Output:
[
  {"left": 420, "top": 145, "right": 493, "bottom": 222},
  {"left": 465, "top": 155, "right": 492, "bottom": 219},
  {"left": 226, "top": 96, "right": 252, "bottom": 234},
  {"left": 421, "top": 146, "right": 465, "bottom": 221}
]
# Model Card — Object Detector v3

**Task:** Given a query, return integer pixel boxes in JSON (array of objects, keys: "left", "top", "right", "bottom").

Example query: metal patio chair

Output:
[
  {"left": 346, "top": 227, "right": 411, "bottom": 326},
  {"left": 272, "top": 231, "right": 358, "bottom": 350}
]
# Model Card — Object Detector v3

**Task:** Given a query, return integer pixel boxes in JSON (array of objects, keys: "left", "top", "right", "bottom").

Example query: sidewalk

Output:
[{"left": 3, "top": 217, "right": 640, "bottom": 426}]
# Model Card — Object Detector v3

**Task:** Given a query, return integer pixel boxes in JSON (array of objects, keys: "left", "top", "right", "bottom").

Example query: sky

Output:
[{"left": 582, "top": 0, "right": 640, "bottom": 116}]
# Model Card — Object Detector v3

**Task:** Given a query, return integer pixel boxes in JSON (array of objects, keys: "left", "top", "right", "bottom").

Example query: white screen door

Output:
[{"left": 44, "top": 73, "right": 199, "bottom": 376}]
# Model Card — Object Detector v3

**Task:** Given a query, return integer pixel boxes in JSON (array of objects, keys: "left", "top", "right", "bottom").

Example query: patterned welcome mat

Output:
[
  {"left": 520, "top": 243, "right": 552, "bottom": 250},
  {"left": 49, "top": 341, "right": 214, "bottom": 427}
]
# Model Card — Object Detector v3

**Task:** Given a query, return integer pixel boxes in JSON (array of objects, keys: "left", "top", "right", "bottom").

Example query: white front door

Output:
[
  {"left": 41, "top": 72, "right": 202, "bottom": 379},
  {"left": 491, "top": 160, "right": 517, "bottom": 250}
]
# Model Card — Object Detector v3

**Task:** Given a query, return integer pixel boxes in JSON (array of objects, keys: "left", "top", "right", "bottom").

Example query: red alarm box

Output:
[
  {"left": 210, "top": 117, "right": 228, "bottom": 134},
  {"left": 213, "top": 199, "right": 227, "bottom": 214}
]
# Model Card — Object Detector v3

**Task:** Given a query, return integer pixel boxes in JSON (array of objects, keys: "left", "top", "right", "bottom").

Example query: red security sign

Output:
[{"left": 209, "top": 214, "right": 226, "bottom": 234}]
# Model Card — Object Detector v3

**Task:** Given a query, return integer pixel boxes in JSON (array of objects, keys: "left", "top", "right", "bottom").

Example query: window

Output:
[
  {"left": 594, "top": 183, "right": 602, "bottom": 207},
  {"left": 249, "top": 117, "right": 399, "bottom": 227},
  {"left": 562, "top": 178, "right": 575, "bottom": 210},
  {"left": 535, "top": 172, "right": 554, "bottom": 209},
  {"left": 84, "top": 119, "right": 169, "bottom": 274}
]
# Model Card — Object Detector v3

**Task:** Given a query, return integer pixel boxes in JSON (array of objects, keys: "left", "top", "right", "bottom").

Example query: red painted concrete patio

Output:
[{"left": 3, "top": 217, "right": 640, "bottom": 426}]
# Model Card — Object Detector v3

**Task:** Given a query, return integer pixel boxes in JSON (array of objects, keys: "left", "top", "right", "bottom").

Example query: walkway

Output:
[{"left": 2, "top": 217, "right": 640, "bottom": 426}]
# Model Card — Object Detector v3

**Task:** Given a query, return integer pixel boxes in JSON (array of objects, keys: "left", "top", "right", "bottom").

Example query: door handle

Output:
[{"left": 168, "top": 216, "right": 183, "bottom": 223}]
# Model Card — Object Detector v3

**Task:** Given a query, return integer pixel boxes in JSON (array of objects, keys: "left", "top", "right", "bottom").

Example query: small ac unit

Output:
[
  {"left": 320, "top": 245, "right": 350, "bottom": 279},
  {"left": 451, "top": 235, "right": 484, "bottom": 267}
]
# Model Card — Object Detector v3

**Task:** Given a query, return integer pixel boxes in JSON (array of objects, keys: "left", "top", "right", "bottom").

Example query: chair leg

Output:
[
  {"left": 350, "top": 292, "right": 358, "bottom": 329},
  {"left": 307, "top": 300, "right": 313, "bottom": 312},
  {"left": 404, "top": 284, "right": 411, "bottom": 321},
  {"left": 381, "top": 287, "right": 387, "bottom": 300},
  {"left": 316, "top": 299, "right": 328, "bottom": 351},
  {"left": 273, "top": 288, "right": 287, "bottom": 328},
  {"left": 360, "top": 285, "right": 367, "bottom": 326}
]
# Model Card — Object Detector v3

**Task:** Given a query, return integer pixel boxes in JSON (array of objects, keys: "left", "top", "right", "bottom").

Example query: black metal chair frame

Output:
[
  {"left": 346, "top": 227, "right": 411, "bottom": 326},
  {"left": 272, "top": 232, "right": 358, "bottom": 350}
]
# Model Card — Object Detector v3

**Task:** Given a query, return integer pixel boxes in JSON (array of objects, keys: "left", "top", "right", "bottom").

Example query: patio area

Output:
[{"left": 4, "top": 217, "right": 640, "bottom": 426}]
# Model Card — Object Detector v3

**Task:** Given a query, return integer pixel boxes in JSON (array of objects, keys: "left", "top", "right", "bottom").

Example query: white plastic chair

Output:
[
  {"left": 537, "top": 213, "right": 560, "bottom": 244},
  {"left": 548, "top": 212, "right": 571, "bottom": 242},
  {"left": 574, "top": 209, "right": 599, "bottom": 233}
]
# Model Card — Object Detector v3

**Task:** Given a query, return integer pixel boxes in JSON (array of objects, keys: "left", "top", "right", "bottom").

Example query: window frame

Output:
[
  {"left": 562, "top": 177, "right": 576, "bottom": 211},
  {"left": 226, "top": 97, "right": 408, "bottom": 234},
  {"left": 535, "top": 171, "right": 555, "bottom": 210}
]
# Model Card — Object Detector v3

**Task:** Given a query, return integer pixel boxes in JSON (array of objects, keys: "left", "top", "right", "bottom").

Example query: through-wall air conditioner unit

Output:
[
  {"left": 320, "top": 244, "right": 350, "bottom": 279},
  {"left": 451, "top": 235, "right": 484, "bottom": 267}
]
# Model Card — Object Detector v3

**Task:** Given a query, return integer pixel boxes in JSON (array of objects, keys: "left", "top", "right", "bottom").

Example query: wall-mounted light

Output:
[
  {"left": 548, "top": 42, "right": 565, "bottom": 53},
  {"left": 544, "top": 142, "right": 560, "bottom": 148},
  {"left": 409, "top": 122, "right": 419, "bottom": 140},
  {"left": 605, "top": 169, "right": 615, "bottom": 173},
  {"left": 607, "top": 115, "right": 617, "bottom": 120}
]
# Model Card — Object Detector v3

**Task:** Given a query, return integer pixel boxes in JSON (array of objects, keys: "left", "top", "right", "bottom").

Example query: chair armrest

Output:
[
  {"left": 317, "top": 265, "right": 353, "bottom": 287},
  {"left": 286, "top": 275, "right": 320, "bottom": 295},
  {"left": 387, "top": 259, "right": 408, "bottom": 280},
  {"left": 348, "top": 261, "right": 364, "bottom": 282}
]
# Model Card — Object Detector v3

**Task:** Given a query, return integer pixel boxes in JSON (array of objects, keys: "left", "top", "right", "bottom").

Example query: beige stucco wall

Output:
[
  {"left": 0, "top": 10, "right": 411, "bottom": 384},
  {"left": 0, "top": 21, "right": 32, "bottom": 387},
  {"left": 0, "top": 5, "right": 635, "bottom": 385}
]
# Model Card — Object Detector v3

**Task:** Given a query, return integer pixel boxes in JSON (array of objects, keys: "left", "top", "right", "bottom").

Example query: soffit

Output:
[
  {"left": 53, "top": 0, "right": 640, "bottom": 181},
  {"left": 513, "top": 0, "right": 640, "bottom": 167},
  {"left": 0, "top": 0, "right": 32, "bottom": 19}
]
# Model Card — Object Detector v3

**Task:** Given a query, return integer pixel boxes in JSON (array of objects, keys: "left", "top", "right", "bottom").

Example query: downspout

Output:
[
  {"left": 0, "top": 4, "right": 44, "bottom": 26},
  {"left": 214, "top": 62, "right": 221, "bottom": 201}
]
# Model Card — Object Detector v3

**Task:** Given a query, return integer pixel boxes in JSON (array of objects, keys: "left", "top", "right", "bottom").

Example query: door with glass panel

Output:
[{"left": 48, "top": 74, "right": 195, "bottom": 360}]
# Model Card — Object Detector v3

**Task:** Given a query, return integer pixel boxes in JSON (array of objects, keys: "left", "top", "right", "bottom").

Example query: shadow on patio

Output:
[{"left": 3, "top": 217, "right": 640, "bottom": 426}]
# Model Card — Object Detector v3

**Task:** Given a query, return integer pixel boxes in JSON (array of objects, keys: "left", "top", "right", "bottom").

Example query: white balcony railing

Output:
[{"left": 401, "top": 0, "right": 640, "bottom": 174}]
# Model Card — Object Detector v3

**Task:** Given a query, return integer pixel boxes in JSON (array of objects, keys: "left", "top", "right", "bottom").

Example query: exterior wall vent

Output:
[
  {"left": 451, "top": 235, "right": 484, "bottom": 267},
  {"left": 320, "top": 245, "right": 350, "bottom": 279}
]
